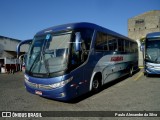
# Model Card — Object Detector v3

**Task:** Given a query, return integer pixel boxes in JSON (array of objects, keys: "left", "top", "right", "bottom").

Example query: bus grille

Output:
[{"left": 25, "top": 79, "right": 53, "bottom": 90}]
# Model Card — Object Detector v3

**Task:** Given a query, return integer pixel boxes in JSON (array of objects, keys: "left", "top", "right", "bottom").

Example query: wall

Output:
[
  {"left": 128, "top": 10, "right": 160, "bottom": 66},
  {"left": 0, "top": 36, "right": 29, "bottom": 58},
  {"left": 128, "top": 10, "right": 160, "bottom": 40}
]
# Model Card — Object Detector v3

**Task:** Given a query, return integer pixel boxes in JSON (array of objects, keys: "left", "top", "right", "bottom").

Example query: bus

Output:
[
  {"left": 17, "top": 22, "right": 138, "bottom": 101},
  {"left": 144, "top": 32, "right": 160, "bottom": 76}
]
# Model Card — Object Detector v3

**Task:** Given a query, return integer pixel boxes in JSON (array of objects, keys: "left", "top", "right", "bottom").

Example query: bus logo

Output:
[{"left": 111, "top": 56, "right": 123, "bottom": 62}]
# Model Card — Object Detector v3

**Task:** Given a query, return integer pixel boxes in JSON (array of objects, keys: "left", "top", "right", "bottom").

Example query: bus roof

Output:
[
  {"left": 36, "top": 22, "right": 134, "bottom": 42},
  {"left": 146, "top": 32, "right": 160, "bottom": 38}
]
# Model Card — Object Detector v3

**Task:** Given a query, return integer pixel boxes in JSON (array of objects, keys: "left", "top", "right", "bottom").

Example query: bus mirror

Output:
[
  {"left": 75, "top": 32, "right": 82, "bottom": 51},
  {"left": 24, "top": 54, "right": 27, "bottom": 62},
  {"left": 19, "top": 54, "right": 27, "bottom": 64}
]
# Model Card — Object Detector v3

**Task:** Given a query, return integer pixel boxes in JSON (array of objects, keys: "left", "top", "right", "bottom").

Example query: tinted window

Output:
[
  {"left": 134, "top": 42, "right": 138, "bottom": 53},
  {"left": 80, "top": 29, "right": 94, "bottom": 50},
  {"left": 108, "top": 35, "right": 117, "bottom": 51},
  {"left": 95, "top": 32, "right": 118, "bottom": 51},
  {"left": 125, "top": 40, "right": 130, "bottom": 52},
  {"left": 130, "top": 42, "right": 134, "bottom": 53},
  {"left": 95, "top": 32, "right": 104, "bottom": 50},
  {"left": 95, "top": 32, "right": 108, "bottom": 50},
  {"left": 118, "top": 39, "right": 124, "bottom": 52}
]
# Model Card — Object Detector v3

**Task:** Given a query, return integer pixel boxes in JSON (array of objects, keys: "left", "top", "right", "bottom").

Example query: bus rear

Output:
[{"left": 144, "top": 32, "right": 160, "bottom": 76}]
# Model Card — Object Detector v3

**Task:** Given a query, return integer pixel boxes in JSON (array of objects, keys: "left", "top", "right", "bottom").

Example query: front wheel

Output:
[
  {"left": 92, "top": 78, "right": 101, "bottom": 93},
  {"left": 129, "top": 66, "right": 133, "bottom": 77},
  {"left": 146, "top": 73, "right": 150, "bottom": 77}
]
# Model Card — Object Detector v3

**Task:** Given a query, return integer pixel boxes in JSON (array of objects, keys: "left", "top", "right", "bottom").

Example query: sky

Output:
[{"left": 0, "top": 0, "right": 160, "bottom": 40}]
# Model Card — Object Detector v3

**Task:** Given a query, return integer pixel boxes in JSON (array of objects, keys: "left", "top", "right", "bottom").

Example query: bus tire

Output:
[
  {"left": 92, "top": 74, "right": 102, "bottom": 93},
  {"left": 146, "top": 73, "right": 150, "bottom": 77},
  {"left": 129, "top": 66, "right": 133, "bottom": 77}
]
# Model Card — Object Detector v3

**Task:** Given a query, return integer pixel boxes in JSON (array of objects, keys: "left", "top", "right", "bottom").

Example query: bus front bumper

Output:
[
  {"left": 145, "top": 67, "right": 160, "bottom": 74},
  {"left": 25, "top": 83, "right": 78, "bottom": 101},
  {"left": 24, "top": 75, "right": 78, "bottom": 101},
  {"left": 145, "top": 62, "right": 160, "bottom": 75}
]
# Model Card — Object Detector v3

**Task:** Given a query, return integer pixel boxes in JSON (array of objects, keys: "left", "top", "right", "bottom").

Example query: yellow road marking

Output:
[
  {"left": 134, "top": 72, "right": 143, "bottom": 81},
  {"left": 139, "top": 66, "right": 144, "bottom": 69}
]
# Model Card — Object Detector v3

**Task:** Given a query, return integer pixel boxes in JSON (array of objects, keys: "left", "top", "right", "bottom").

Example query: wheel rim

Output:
[
  {"left": 92, "top": 79, "right": 99, "bottom": 89},
  {"left": 130, "top": 67, "right": 133, "bottom": 75}
]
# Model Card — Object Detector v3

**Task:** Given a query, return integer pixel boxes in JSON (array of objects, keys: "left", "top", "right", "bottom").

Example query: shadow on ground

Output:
[
  {"left": 40, "top": 69, "right": 140, "bottom": 103},
  {"left": 145, "top": 74, "right": 160, "bottom": 78},
  {"left": 68, "top": 69, "right": 140, "bottom": 103}
]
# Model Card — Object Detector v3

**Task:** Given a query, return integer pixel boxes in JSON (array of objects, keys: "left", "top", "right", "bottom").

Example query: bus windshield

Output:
[
  {"left": 146, "top": 38, "right": 160, "bottom": 63},
  {"left": 26, "top": 32, "right": 71, "bottom": 74}
]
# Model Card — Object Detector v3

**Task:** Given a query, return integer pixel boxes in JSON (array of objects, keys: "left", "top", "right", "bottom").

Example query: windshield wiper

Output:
[
  {"left": 39, "top": 40, "right": 51, "bottom": 76},
  {"left": 39, "top": 51, "right": 50, "bottom": 76},
  {"left": 29, "top": 54, "right": 41, "bottom": 72}
]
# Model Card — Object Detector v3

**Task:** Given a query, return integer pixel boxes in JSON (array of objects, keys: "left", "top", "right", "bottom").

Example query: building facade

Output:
[
  {"left": 128, "top": 10, "right": 160, "bottom": 40},
  {"left": 0, "top": 36, "right": 29, "bottom": 73},
  {"left": 128, "top": 10, "right": 160, "bottom": 66}
]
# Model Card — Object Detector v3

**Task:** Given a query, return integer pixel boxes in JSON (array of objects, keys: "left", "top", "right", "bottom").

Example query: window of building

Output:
[{"left": 135, "top": 19, "right": 144, "bottom": 24}]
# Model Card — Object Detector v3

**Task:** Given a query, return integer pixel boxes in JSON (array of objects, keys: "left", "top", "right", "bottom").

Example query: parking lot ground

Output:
[{"left": 0, "top": 69, "right": 160, "bottom": 120}]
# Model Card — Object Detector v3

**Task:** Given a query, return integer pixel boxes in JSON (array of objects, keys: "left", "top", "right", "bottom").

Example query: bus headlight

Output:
[
  {"left": 49, "top": 77, "right": 73, "bottom": 89},
  {"left": 24, "top": 75, "right": 29, "bottom": 81}
]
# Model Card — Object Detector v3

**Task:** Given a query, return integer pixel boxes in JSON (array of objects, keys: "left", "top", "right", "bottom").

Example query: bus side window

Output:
[
  {"left": 125, "top": 40, "right": 130, "bottom": 52},
  {"left": 118, "top": 39, "right": 124, "bottom": 52},
  {"left": 71, "top": 43, "right": 80, "bottom": 65},
  {"left": 71, "top": 29, "right": 94, "bottom": 65},
  {"left": 134, "top": 43, "right": 138, "bottom": 53},
  {"left": 80, "top": 29, "right": 94, "bottom": 62},
  {"left": 133, "top": 42, "right": 138, "bottom": 53},
  {"left": 108, "top": 35, "right": 117, "bottom": 51},
  {"left": 102, "top": 33, "right": 108, "bottom": 51},
  {"left": 95, "top": 32, "right": 103, "bottom": 50},
  {"left": 81, "top": 29, "right": 93, "bottom": 50},
  {"left": 130, "top": 42, "right": 134, "bottom": 53},
  {"left": 95, "top": 32, "right": 109, "bottom": 51}
]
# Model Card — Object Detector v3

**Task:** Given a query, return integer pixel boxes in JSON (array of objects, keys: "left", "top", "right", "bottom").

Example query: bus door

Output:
[{"left": 70, "top": 32, "right": 89, "bottom": 95}]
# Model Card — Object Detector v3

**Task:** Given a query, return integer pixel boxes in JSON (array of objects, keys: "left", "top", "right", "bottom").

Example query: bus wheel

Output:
[
  {"left": 129, "top": 66, "right": 133, "bottom": 77},
  {"left": 146, "top": 73, "right": 150, "bottom": 77},
  {"left": 92, "top": 77, "right": 101, "bottom": 93}
]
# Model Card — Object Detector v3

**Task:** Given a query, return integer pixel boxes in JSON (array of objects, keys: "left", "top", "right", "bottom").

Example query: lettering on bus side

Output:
[{"left": 111, "top": 56, "right": 123, "bottom": 62}]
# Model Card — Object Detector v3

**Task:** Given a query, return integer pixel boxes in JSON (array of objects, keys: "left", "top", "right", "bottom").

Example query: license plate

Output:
[{"left": 35, "top": 90, "right": 42, "bottom": 95}]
